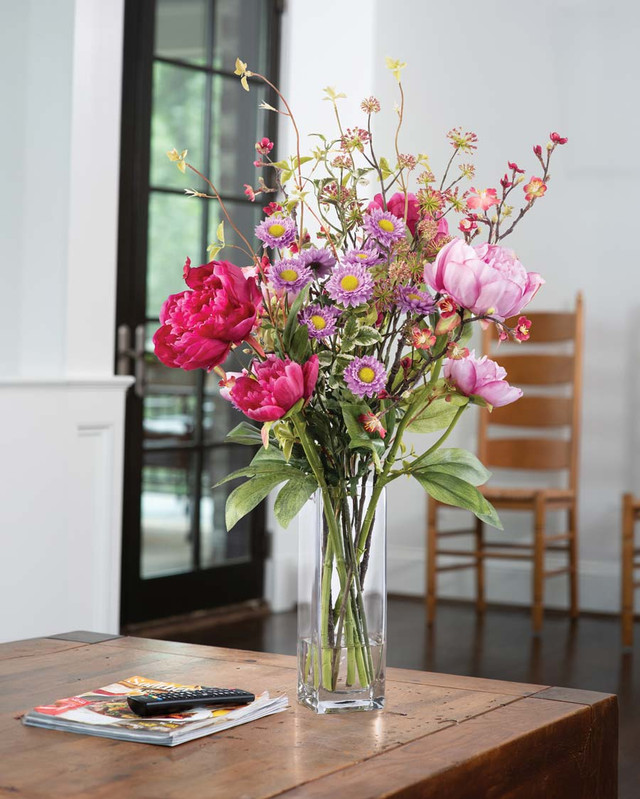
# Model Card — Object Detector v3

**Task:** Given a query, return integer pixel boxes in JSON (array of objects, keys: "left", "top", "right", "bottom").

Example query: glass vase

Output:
[{"left": 297, "top": 482, "right": 386, "bottom": 714}]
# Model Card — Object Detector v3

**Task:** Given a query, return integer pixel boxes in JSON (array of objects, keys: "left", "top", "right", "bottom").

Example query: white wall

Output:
[
  {"left": 272, "top": 0, "right": 639, "bottom": 614},
  {"left": 0, "top": 0, "right": 129, "bottom": 642},
  {"left": 372, "top": 0, "right": 640, "bottom": 611}
]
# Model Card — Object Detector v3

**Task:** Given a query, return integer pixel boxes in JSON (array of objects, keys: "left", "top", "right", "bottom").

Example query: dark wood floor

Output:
[{"left": 168, "top": 598, "right": 638, "bottom": 798}]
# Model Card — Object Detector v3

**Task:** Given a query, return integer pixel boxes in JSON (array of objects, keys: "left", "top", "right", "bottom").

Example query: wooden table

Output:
[{"left": 0, "top": 632, "right": 617, "bottom": 798}]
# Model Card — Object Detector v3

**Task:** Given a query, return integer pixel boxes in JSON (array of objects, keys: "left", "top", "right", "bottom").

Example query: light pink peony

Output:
[
  {"left": 153, "top": 258, "right": 262, "bottom": 371},
  {"left": 424, "top": 238, "right": 544, "bottom": 319},
  {"left": 228, "top": 355, "right": 319, "bottom": 422},
  {"left": 368, "top": 192, "right": 420, "bottom": 235},
  {"left": 444, "top": 351, "right": 522, "bottom": 407}
]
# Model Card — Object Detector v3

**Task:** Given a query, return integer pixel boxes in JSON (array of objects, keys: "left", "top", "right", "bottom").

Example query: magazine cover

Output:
[{"left": 22, "top": 676, "right": 288, "bottom": 746}]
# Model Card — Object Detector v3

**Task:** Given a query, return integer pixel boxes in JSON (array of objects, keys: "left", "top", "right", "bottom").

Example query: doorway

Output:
[{"left": 116, "top": 0, "right": 281, "bottom": 626}]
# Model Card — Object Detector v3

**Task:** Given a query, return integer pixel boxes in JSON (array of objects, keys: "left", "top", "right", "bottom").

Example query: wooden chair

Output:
[
  {"left": 426, "top": 293, "right": 584, "bottom": 632},
  {"left": 621, "top": 493, "right": 640, "bottom": 647}
]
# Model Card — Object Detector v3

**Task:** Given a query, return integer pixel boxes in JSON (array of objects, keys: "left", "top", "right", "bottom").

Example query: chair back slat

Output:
[
  {"left": 496, "top": 354, "right": 574, "bottom": 385},
  {"left": 490, "top": 396, "right": 573, "bottom": 428},
  {"left": 488, "top": 312, "right": 576, "bottom": 342},
  {"left": 478, "top": 292, "right": 584, "bottom": 483},
  {"left": 486, "top": 438, "right": 572, "bottom": 470}
]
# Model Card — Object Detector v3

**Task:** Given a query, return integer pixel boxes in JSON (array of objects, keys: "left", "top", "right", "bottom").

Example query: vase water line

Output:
[{"left": 297, "top": 484, "right": 386, "bottom": 713}]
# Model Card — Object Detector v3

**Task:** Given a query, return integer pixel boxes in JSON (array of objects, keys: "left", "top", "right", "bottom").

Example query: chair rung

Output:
[
  {"left": 483, "top": 541, "right": 533, "bottom": 550},
  {"left": 437, "top": 562, "right": 476, "bottom": 573},
  {"left": 437, "top": 529, "right": 475, "bottom": 538},
  {"left": 544, "top": 567, "right": 572, "bottom": 578},
  {"left": 545, "top": 533, "right": 572, "bottom": 543},
  {"left": 546, "top": 545, "right": 570, "bottom": 552},
  {"left": 483, "top": 551, "right": 532, "bottom": 560},
  {"left": 436, "top": 549, "right": 477, "bottom": 557}
]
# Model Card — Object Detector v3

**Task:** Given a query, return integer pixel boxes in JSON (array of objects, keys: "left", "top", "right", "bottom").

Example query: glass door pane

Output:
[{"left": 118, "top": 0, "right": 280, "bottom": 626}]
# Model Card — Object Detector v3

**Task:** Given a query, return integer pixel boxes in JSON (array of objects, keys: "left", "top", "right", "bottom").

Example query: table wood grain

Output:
[{"left": 0, "top": 633, "right": 617, "bottom": 798}]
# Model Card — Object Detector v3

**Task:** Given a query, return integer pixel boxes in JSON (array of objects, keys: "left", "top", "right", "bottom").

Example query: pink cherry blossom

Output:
[{"left": 466, "top": 187, "right": 499, "bottom": 211}]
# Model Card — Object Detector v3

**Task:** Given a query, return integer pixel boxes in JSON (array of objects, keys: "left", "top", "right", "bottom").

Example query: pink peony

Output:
[
  {"left": 444, "top": 351, "right": 522, "bottom": 407},
  {"left": 424, "top": 238, "right": 544, "bottom": 319},
  {"left": 368, "top": 192, "right": 420, "bottom": 235},
  {"left": 228, "top": 355, "right": 319, "bottom": 422},
  {"left": 153, "top": 258, "right": 262, "bottom": 371}
]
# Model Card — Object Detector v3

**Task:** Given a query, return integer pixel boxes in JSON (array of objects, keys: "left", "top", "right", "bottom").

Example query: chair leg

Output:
[
  {"left": 475, "top": 516, "right": 485, "bottom": 614},
  {"left": 622, "top": 493, "right": 635, "bottom": 648},
  {"left": 426, "top": 498, "right": 438, "bottom": 626},
  {"left": 532, "top": 494, "right": 546, "bottom": 633},
  {"left": 568, "top": 504, "right": 579, "bottom": 619}
]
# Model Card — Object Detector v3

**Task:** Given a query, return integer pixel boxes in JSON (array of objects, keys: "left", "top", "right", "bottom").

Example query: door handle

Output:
[{"left": 116, "top": 323, "right": 147, "bottom": 398}]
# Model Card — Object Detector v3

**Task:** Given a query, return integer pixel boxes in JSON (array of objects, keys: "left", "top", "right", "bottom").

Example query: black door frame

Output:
[{"left": 116, "top": 0, "right": 282, "bottom": 627}]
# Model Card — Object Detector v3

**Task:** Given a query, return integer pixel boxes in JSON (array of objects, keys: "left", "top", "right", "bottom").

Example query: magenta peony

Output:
[
  {"left": 153, "top": 258, "right": 262, "bottom": 371},
  {"left": 228, "top": 354, "right": 319, "bottom": 422},
  {"left": 444, "top": 351, "right": 522, "bottom": 407},
  {"left": 424, "top": 238, "right": 544, "bottom": 319},
  {"left": 368, "top": 192, "right": 420, "bottom": 235}
]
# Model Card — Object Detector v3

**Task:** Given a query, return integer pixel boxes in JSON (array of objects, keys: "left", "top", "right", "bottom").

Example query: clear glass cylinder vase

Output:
[{"left": 297, "top": 483, "right": 386, "bottom": 713}]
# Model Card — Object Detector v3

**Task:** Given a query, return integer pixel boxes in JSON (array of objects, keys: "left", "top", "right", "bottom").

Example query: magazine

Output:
[{"left": 22, "top": 675, "right": 288, "bottom": 746}]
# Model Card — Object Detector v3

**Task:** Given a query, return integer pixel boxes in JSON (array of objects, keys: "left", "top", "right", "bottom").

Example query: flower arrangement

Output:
[{"left": 155, "top": 57, "right": 566, "bottom": 711}]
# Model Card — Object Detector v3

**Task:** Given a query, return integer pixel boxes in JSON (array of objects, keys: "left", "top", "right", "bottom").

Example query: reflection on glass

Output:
[
  {"left": 200, "top": 447, "right": 253, "bottom": 569},
  {"left": 203, "top": 360, "right": 251, "bottom": 443},
  {"left": 144, "top": 323, "right": 198, "bottom": 444},
  {"left": 150, "top": 62, "right": 206, "bottom": 190},
  {"left": 207, "top": 199, "right": 261, "bottom": 255},
  {"left": 147, "top": 190, "right": 202, "bottom": 317},
  {"left": 141, "top": 449, "right": 194, "bottom": 578},
  {"left": 155, "top": 0, "right": 209, "bottom": 65},
  {"left": 210, "top": 78, "right": 266, "bottom": 196},
  {"left": 213, "top": 0, "right": 268, "bottom": 74}
]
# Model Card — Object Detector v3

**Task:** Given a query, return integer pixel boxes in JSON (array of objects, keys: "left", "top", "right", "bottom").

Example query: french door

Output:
[{"left": 116, "top": 0, "right": 281, "bottom": 626}]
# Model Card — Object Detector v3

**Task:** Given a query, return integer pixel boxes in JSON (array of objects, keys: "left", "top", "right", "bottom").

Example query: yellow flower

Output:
[
  {"left": 322, "top": 86, "right": 347, "bottom": 102},
  {"left": 385, "top": 57, "right": 407, "bottom": 82},
  {"left": 166, "top": 148, "right": 188, "bottom": 173},
  {"left": 234, "top": 57, "right": 253, "bottom": 92}
]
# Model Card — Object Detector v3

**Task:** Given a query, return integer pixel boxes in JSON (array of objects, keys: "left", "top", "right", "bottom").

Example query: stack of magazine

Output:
[{"left": 22, "top": 675, "right": 288, "bottom": 746}]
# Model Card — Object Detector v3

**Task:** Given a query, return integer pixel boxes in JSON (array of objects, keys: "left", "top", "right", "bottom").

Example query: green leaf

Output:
[
  {"left": 284, "top": 287, "right": 309, "bottom": 350},
  {"left": 289, "top": 324, "right": 311, "bottom": 362},
  {"left": 353, "top": 325, "right": 382, "bottom": 346},
  {"left": 412, "top": 448, "right": 491, "bottom": 486},
  {"left": 406, "top": 397, "right": 466, "bottom": 434},
  {"left": 413, "top": 471, "right": 502, "bottom": 529},
  {"left": 342, "top": 316, "right": 359, "bottom": 341},
  {"left": 225, "top": 473, "right": 291, "bottom": 531},
  {"left": 215, "top": 464, "right": 299, "bottom": 487},
  {"left": 273, "top": 476, "right": 318, "bottom": 529},
  {"left": 379, "top": 157, "right": 393, "bottom": 181},
  {"left": 225, "top": 422, "right": 262, "bottom": 446},
  {"left": 341, "top": 404, "right": 385, "bottom": 458}
]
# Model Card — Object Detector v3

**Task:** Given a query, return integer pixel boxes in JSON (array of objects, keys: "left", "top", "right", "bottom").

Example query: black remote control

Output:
[{"left": 126, "top": 687, "right": 256, "bottom": 717}]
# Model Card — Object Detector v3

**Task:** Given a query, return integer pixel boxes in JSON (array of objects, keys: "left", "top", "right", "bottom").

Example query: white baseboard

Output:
[{"left": 388, "top": 545, "right": 621, "bottom": 614}]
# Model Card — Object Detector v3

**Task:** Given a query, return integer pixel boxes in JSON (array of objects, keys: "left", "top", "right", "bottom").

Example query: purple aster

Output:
[
  {"left": 269, "top": 258, "right": 313, "bottom": 294},
  {"left": 342, "top": 247, "right": 383, "bottom": 267},
  {"left": 255, "top": 216, "right": 297, "bottom": 249},
  {"left": 395, "top": 285, "right": 436, "bottom": 315},
  {"left": 299, "top": 304, "right": 341, "bottom": 339},
  {"left": 362, "top": 207, "right": 406, "bottom": 247},
  {"left": 344, "top": 356, "right": 387, "bottom": 398},
  {"left": 325, "top": 263, "right": 374, "bottom": 308},
  {"left": 298, "top": 246, "right": 336, "bottom": 278}
]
